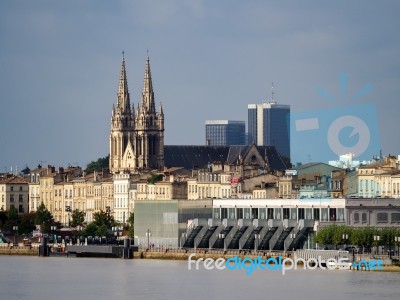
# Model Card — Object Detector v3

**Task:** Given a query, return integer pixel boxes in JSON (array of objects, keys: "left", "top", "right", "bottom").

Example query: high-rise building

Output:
[
  {"left": 247, "top": 102, "right": 290, "bottom": 159},
  {"left": 110, "top": 54, "right": 164, "bottom": 173},
  {"left": 205, "top": 120, "right": 246, "bottom": 146}
]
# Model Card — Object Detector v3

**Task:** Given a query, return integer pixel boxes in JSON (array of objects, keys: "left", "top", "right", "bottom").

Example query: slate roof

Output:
[
  {"left": 164, "top": 145, "right": 287, "bottom": 171},
  {"left": 164, "top": 146, "right": 229, "bottom": 169}
]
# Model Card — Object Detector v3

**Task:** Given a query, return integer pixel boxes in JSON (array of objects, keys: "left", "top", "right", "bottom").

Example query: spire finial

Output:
[{"left": 122, "top": 50, "right": 125, "bottom": 58}]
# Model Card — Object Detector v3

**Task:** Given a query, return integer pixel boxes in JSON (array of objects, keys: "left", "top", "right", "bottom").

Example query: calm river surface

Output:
[{"left": 1, "top": 256, "right": 399, "bottom": 300}]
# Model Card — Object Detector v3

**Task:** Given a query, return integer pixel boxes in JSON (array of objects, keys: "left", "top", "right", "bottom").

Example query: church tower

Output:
[
  {"left": 110, "top": 53, "right": 164, "bottom": 173},
  {"left": 110, "top": 53, "right": 136, "bottom": 173},
  {"left": 135, "top": 55, "right": 164, "bottom": 170}
]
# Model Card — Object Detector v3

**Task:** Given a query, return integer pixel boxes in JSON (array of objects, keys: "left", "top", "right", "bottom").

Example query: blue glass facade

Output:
[
  {"left": 247, "top": 105, "right": 257, "bottom": 145},
  {"left": 247, "top": 103, "right": 290, "bottom": 159},
  {"left": 205, "top": 120, "right": 246, "bottom": 146},
  {"left": 264, "top": 105, "right": 290, "bottom": 158}
]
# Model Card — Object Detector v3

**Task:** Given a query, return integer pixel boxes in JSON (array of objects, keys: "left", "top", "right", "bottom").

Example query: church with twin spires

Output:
[{"left": 109, "top": 54, "right": 164, "bottom": 174}]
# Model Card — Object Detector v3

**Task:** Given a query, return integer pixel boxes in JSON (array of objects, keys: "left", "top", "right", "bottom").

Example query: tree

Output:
[
  {"left": 82, "top": 223, "right": 97, "bottom": 238},
  {"left": 0, "top": 211, "right": 8, "bottom": 229},
  {"left": 147, "top": 173, "right": 163, "bottom": 184},
  {"left": 127, "top": 212, "right": 134, "bottom": 239},
  {"left": 85, "top": 155, "right": 109, "bottom": 173},
  {"left": 70, "top": 209, "right": 85, "bottom": 227},
  {"left": 21, "top": 166, "right": 31, "bottom": 175},
  {"left": 93, "top": 210, "right": 115, "bottom": 228},
  {"left": 18, "top": 213, "right": 36, "bottom": 235},
  {"left": 96, "top": 224, "right": 111, "bottom": 237},
  {"left": 35, "top": 202, "right": 54, "bottom": 233}
]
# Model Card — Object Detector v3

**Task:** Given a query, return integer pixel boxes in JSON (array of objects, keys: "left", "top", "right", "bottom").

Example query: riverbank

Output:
[{"left": 0, "top": 246, "right": 38, "bottom": 256}]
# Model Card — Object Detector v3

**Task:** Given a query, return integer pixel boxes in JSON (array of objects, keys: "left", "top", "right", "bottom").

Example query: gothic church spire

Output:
[
  {"left": 117, "top": 52, "right": 131, "bottom": 112},
  {"left": 141, "top": 55, "right": 155, "bottom": 113}
]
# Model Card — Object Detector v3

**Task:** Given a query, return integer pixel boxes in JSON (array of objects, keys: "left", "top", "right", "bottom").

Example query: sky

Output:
[{"left": 0, "top": 0, "right": 399, "bottom": 170}]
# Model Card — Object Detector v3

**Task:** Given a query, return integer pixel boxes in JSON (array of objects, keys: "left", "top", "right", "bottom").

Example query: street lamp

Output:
[
  {"left": 289, "top": 233, "right": 296, "bottom": 251},
  {"left": 146, "top": 229, "right": 151, "bottom": 249},
  {"left": 374, "top": 235, "right": 381, "bottom": 255},
  {"left": 51, "top": 225, "right": 57, "bottom": 243},
  {"left": 65, "top": 205, "right": 71, "bottom": 227},
  {"left": 219, "top": 233, "right": 225, "bottom": 251},
  {"left": 77, "top": 225, "right": 83, "bottom": 245},
  {"left": 13, "top": 226, "right": 18, "bottom": 246},
  {"left": 342, "top": 233, "right": 349, "bottom": 249},
  {"left": 395, "top": 236, "right": 400, "bottom": 258},
  {"left": 254, "top": 233, "right": 261, "bottom": 252}
]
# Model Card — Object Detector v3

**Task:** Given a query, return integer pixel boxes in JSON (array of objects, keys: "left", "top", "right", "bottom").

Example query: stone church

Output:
[{"left": 109, "top": 54, "right": 164, "bottom": 174}]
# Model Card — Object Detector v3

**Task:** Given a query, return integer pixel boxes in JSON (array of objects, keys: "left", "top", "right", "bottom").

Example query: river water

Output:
[{"left": 0, "top": 256, "right": 399, "bottom": 300}]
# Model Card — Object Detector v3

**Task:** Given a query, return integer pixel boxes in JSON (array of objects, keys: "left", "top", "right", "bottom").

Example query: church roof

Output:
[
  {"left": 164, "top": 145, "right": 287, "bottom": 171},
  {"left": 164, "top": 146, "right": 229, "bottom": 170}
]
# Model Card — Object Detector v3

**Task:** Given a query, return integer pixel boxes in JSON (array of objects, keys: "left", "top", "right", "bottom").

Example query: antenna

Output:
[{"left": 271, "top": 82, "right": 274, "bottom": 102}]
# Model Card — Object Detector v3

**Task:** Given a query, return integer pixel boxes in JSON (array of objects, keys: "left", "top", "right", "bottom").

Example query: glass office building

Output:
[
  {"left": 247, "top": 102, "right": 290, "bottom": 159},
  {"left": 135, "top": 199, "right": 212, "bottom": 248},
  {"left": 205, "top": 120, "right": 246, "bottom": 146}
]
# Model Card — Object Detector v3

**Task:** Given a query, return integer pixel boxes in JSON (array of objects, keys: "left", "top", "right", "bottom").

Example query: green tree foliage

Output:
[
  {"left": 70, "top": 209, "right": 85, "bottom": 227},
  {"left": 21, "top": 166, "right": 31, "bottom": 175},
  {"left": 127, "top": 212, "right": 134, "bottom": 239},
  {"left": 18, "top": 213, "right": 36, "bottom": 235},
  {"left": 315, "top": 225, "right": 400, "bottom": 251},
  {"left": 85, "top": 155, "right": 109, "bottom": 173},
  {"left": 82, "top": 223, "right": 97, "bottom": 238},
  {"left": 95, "top": 224, "right": 111, "bottom": 237},
  {"left": 0, "top": 211, "right": 8, "bottom": 229},
  {"left": 147, "top": 173, "right": 164, "bottom": 184},
  {"left": 93, "top": 210, "right": 115, "bottom": 228},
  {"left": 34, "top": 202, "right": 54, "bottom": 233},
  {"left": 1, "top": 206, "right": 20, "bottom": 231}
]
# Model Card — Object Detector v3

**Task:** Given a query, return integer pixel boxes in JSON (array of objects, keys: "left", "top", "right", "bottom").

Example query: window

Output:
[
  {"left": 354, "top": 213, "right": 359, "bottom": 223},
  {"left": 251, "top": 208, "right": 258, "bottom": 219},
  {"left": 283, "top": 208, "right": 290, "bottom": 219},
  {"left": 267, "top": 208, "right": 274, "bottom": 219},
  {"left": 337, "top": 208, "right": 345, "bottom": 221},
  {"left": 10, "top": 194, "right": 14, "bottom": 202},
  {"left": 321, "top": 208, "right": 329, "bottom": 221},
  {"left": 236, "top": 208, "right": 243, "bottom": 219},
  {"left": 391, "top": 213, "right": 400, "bottom": 223},
  {"left": 329, "top": 208, "right": 336, "bottom": 221},
  {"left": 11, "top": 186, "right": 14, "bottom": 191},
  {"left": 19, "top": 195, "right": 23, "bottom": 202},
  {"left": 19, "top": 186, "right": 22, "bottom": 191},
  {"left": 298, "top": 208, "right": 305, "bottom": 219},
  {"left": 362, "top": 213, "right": 367, "bottom": 223},
  {"left": 221, "top": 208, "right": 228, "bottom": 219},
  {"left": 377, "top": 213, "right": 388, "bottom": 223}
]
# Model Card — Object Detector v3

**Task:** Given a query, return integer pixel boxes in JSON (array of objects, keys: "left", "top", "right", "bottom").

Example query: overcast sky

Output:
[{"left": 1, "top": 0, "right": 399, "bottom": 170}]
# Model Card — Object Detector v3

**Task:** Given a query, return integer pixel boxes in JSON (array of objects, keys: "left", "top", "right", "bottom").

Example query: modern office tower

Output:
[
  {"left": 247, "top": 101, "right": 290, "bottom": 159},
  {"left": 205, "top": 120, "right": 246, "bottom": 146}
]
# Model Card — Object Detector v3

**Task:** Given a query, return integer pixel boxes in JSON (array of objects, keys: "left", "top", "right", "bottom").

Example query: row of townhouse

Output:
[
  {"left": 277, "top": 155, "right": 400, "bottom": 199},
  {"left": 28, "top": 165, "right": 114, "bottom": 224},
  {"left": 0, "top": 175, "right": 29, "bottom": 213},
  {"left": 3, "top": 154, "right": 400, "bottom": 227}
]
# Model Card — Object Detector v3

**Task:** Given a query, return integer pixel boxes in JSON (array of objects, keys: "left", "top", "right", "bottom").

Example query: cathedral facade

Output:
[{"left": 110, "top": 54, "right": 164, "bottom": 174}]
